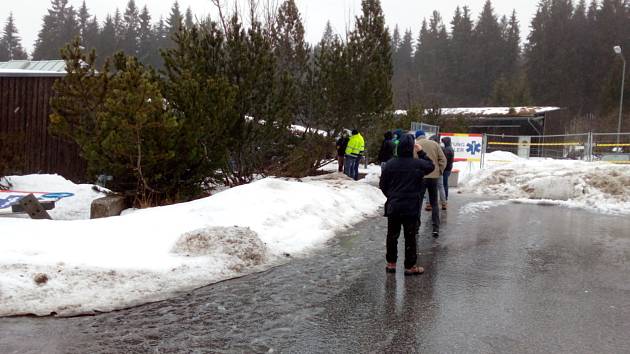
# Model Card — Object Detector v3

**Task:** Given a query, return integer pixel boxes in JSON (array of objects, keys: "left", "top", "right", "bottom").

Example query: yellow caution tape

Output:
[
  {"left": 595, "top": 144, "right": 630, "bottom": 147},
  {"left": 488, "top": 142, "right": 583, "bottom": 146}
]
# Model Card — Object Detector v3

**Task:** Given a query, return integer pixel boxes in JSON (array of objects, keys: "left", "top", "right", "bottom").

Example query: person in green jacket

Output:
[{"left": 344, "top": 129, "right": 365, "bottom": 180}]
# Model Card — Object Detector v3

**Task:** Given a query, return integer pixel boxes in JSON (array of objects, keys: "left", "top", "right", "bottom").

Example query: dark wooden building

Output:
[
  {"left": 437, "top": 107, "right": 564, "bottom": 136},
  {"left": 0, "top": 63, "right": 86, "bottom": 182}
]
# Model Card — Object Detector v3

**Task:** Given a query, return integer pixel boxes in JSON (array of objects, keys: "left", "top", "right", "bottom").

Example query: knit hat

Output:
[{"left": 415, "top": 130, "right": 426, "bottom": 138}]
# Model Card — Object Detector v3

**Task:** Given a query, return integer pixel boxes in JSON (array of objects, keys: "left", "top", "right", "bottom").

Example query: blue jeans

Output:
[
  {"left": 344, "top": 155, "right": 359, "bottom": 180},
  {"left": 443, "top": 170, "right": 452, "bottom": 200}
]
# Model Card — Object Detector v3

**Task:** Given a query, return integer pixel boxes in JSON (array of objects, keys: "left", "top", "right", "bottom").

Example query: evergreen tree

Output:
[
  {"left": 392, "top": 28, "right": 416, "bottom": 109},
  {"left": 449, "top": 6, "right": 475, "bottom": 104},
  {"left": 503, "top": 10, "right": 520, "bottom": 78},
  {"left": 78, "top": 1, "right": 90, "bottom": 39},
  {"left": 415, "top": 11, "right": 449, "bottom": 104},
  {"left": 272, "top": 0, "right": 311, "bottom": 125},
  {"left": 470, "top": 0, "right": 504, "bottom": 103},
  {"left": 167, "top": 1, "right": 183, "bottom": 36},
  {"left": 99, "top": 15, "right": 119, "bottom": 60},
  {"left": 185, "top": 7, "right": 194, "bottom": 28},
  {"left": 391, "top": 25, "right": 401, "bottom": 51},
  {"left": 347, "top": 0, "right": 393, "bottom": 129},
  {"left": 0, "top": 13, "right": 28, "bottom": 61},
  {"left": 138, "top": 6, "right": 154, "bottom": 65},
  {"left": 313, "top": 21, "right": 352, "bottom": 134},
  {"left": 82, "top": 16, "right": 100, "bottom": 52},
  {"left": 161, "top": 21, "right": 238, "bottom": 188},
  {"left": 33, "top": 0, "right": 80, "bottom": 59},
  {"left": 121, "top": 0, "right": 140, "bottom": 56}
]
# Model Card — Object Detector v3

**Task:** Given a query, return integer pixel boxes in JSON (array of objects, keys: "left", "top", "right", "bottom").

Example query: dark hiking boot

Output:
[
  {"left": 425, "top": 203, "right": 432, "bottom": 211},
  {"left": 404, "top": 266, "right": 425, "bottom": 276},
  {"left": 441, "top": 202, "right": 448, "bottom": 210},
  {"left": 432, "top": 228, "right": 439, "bottom": 238},
  {"left": 386, "top": 262, "right": 396, "bottom": 273}
]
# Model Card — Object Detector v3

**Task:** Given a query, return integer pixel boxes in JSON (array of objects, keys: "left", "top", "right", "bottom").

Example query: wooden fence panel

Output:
[{"left": 0, "top": 76, "right": 86, "bottom": 182}]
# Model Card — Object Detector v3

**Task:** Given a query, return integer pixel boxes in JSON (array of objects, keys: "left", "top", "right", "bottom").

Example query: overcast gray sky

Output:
[{"left": 2, "top": 0, "right": 539, "bottom": 54}]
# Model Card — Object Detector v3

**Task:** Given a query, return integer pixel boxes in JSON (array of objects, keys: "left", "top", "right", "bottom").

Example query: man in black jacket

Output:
[{"left": 379, "top": 134, "right": 435, "bottom": 275}]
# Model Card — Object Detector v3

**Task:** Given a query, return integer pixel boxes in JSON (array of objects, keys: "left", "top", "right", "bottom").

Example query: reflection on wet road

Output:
[{"left": 1, "top": 195, "right": 629, "bottom": 353}]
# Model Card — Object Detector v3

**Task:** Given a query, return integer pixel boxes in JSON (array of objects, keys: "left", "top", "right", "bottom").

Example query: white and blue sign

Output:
[{"left": 0, "top": 191, "right": 75, "bottom": 209}]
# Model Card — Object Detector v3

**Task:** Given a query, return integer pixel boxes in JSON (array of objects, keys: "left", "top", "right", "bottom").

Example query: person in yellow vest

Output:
[{"left": 344, "top": 129, "right": 365, "bottom": 181}]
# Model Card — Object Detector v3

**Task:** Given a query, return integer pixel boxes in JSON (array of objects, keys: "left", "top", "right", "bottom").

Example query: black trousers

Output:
[
  {"left": 386, "top": 215, "right": 419, "bottom": 269},
  {"left": 420, "top": 178, "right": 440, "bottom": 230}
]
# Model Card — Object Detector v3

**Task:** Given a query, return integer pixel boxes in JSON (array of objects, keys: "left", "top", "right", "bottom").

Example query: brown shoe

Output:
[
  {"left": 425, "top": 203, "right": 432, "bottom": 211},
  {"left": 385, "top": 262, "right": 396, "bottom": 273},
  {"left": 442, "top": 202, "right": 447, "bottom": 210},
  {"left": 404, "top": 266, "right": 425, "bottom": 276}
]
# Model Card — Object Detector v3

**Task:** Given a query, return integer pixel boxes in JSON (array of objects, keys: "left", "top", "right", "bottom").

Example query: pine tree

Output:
[
  {"left": 33, "top": 0, "right": 80, "bottom": 59},
  {"left": 138, "top": 6, "right": 154, "bottom": 65},
  {"left": 415, "top": 11, "right": 449, "bottom": 104},
  {"left": 347, "top": 0, "right": 393, "bottom": 129},
  {"left": 471, "top": 0, "right": 504, "bottom": 104},
  {"left": 161, "top": 20, "right": 238, "bottom": 188},
  {"left": 99, "top": 15, "right": 119, "bottom": 60},
  {"left": 313, "top": 21, "right": 352, "bottom": 134},
  {"left": 449, "top": 6, "right": 475, "bottom": 104},
  {"left": 121, "top": 0, "right": 140, "bottom": 56},
  {"left": 82, "top": 16, "right": 100, "bottom": 52},
  {"left": 272, "top": 0, "right": 311, "bottom": 125},
  {"left": 167, "top": 1, "right": 183, "bottom": 36},
  {"left": 392, "top": 28, "right": 416, "bottom": 109},
  {"left": 185, "top": 7, "right": 194, "bottom": 28},
  {"left": 0, "top": 13, "right": 28, "bottom": 61},
  {"left": 78, "top": 1, "right": 90, "bottom": 39}
]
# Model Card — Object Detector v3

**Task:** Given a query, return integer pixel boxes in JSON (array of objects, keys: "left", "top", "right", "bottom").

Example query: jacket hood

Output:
[
  {"left": 441, "top": 137, "right": 452, "bottom": 146},
  {"left": 398, "top": 134, "right": 415, "bottom": 158}
]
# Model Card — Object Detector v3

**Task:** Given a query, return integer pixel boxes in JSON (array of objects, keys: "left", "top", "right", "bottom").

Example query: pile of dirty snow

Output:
[
  {"left": 0, "top": 173, "right": 384, "bottom": 317},
  {"left": 460, "top": 159, "right": 630, "bottom": 215},
  {"left": 1, "top": 174, "right": 108, "bottom": 220}
]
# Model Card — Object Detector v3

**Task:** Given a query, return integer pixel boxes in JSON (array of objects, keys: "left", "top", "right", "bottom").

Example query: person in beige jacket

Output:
[{"left": 414, "top": 130, "right": 446, "bottom": 237}]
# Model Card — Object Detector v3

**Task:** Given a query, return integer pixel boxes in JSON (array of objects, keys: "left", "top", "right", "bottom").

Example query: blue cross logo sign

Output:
[{"left": 466, "top": 141, "right": 481, "bottom": 155}]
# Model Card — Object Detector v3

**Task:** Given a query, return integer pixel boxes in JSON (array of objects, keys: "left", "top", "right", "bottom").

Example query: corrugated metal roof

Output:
[{"left": 0, "top": 60, "right": 66, "bottom": 74}]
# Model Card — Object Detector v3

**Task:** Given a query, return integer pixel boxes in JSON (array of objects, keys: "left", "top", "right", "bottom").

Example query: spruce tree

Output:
[
  {"left": 272, "top": 0, "right": 310, "bottom": 125},
  {"left": 138, "top": 6, "right": 154, "bottom": 65},
  {"left": 167, "top": 2, "right": 183, "bottom": 36},
  {"left": 471, "top": 0, "right": 504, "bottom": 104},
  {"left": 99, "top": 15, "right": 119, "bottom": 60},
  {"left": 0, "top": 13, "right": 28, "bottom": 61},
  {"left": 82, "top": 16, "right": 100, "bottom": 52},
  {"left": 449, "top": 6, "right": 475, "bottom": 104},
  {"left": 33, "top": 0, "right": 80, "bottom": 59},
  {"left": 185, "top": 7, "right": 194, "bottom": 28},
  {"left": 347, "top": 0, "right": 393, "bottom": 129},
  {"left": 78, "top": 1, "right": 90, "bottom": 39},
  {"left": 121, "top": 0, "right": 140, "bottom": 56},
  {"left": 313, "top": 21, "right": 352, "bottom": 134}
]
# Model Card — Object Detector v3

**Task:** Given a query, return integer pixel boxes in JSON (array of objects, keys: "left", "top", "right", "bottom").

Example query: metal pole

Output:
[{"left": 617, "top": 56, "right": 626, "bottom": 147}]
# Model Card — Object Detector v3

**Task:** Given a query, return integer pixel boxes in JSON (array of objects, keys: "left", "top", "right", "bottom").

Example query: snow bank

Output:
[
  {"left": 1, "top": 174, "right": 108, "bottom": 220},
  {"left": 0, "top": 174, "right": 384, "bottom": 316},
  {"left": 460, "top": 158, "right": 630, "bottom": 215},
  {"left": 453, "top": 151, "right": 521, "bottom": 183}
]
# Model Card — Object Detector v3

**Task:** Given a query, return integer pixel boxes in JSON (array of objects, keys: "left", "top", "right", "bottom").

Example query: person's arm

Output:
[
  {"left": 437, "top": 145, "right": 447, "bottom": 174},
  {"left": 379, "top": 166, "right": 389, "bottom": 196},
  {"left": 417, "top": 151, "right": 435, "bottom": 176}
]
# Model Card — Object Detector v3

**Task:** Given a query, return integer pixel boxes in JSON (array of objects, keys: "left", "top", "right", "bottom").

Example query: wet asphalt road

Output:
[{"left": 1, "top": 195, "right": 630, "bottom": 353}]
